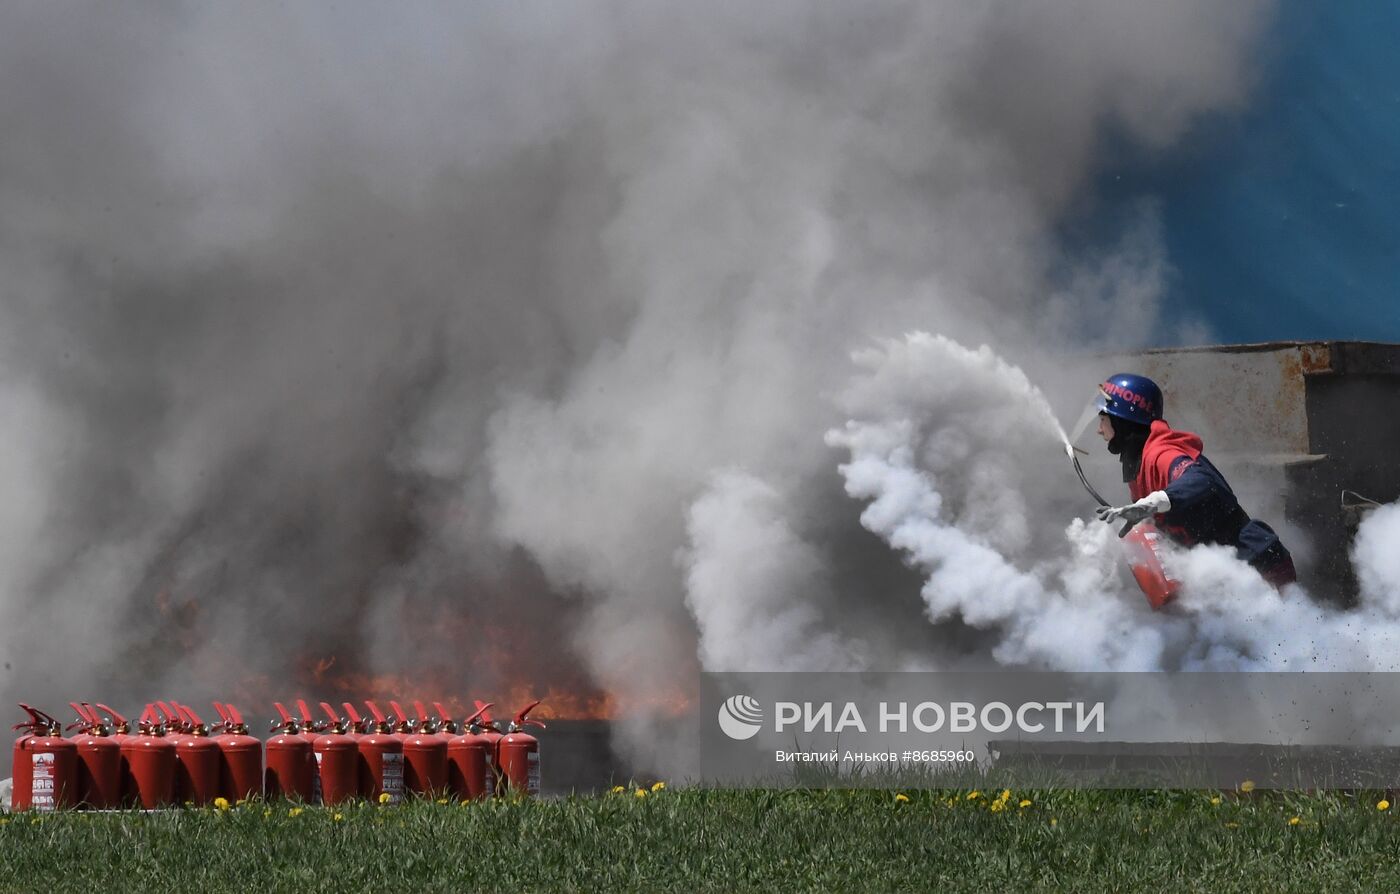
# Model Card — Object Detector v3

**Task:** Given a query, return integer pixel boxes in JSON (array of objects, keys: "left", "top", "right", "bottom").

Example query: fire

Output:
[
  {"left": 162, "top": 581, "right": 698, "bottom": 723},
  {"left": 273, "top": 657, "right": 694, "bottom": 721}
]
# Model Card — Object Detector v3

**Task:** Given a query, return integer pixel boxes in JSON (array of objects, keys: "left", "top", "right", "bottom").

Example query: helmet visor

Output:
[{"left": 1067, "top": 389, "right": 1110, "bottom": 447}]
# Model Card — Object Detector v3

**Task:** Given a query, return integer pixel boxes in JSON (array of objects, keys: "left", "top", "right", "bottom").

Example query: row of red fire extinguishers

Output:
[{"left": 10, "top": 698, "right": 544, "bottom": 811}]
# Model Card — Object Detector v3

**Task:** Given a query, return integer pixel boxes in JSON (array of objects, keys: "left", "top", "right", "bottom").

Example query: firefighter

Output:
[{"left": 1092, "top": 373, "right": 1297, "bottom": 588}]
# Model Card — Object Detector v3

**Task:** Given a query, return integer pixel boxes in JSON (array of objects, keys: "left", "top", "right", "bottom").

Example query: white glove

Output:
[{"left": 1095, "top": 490, "right": 1171, "bottom": 538}]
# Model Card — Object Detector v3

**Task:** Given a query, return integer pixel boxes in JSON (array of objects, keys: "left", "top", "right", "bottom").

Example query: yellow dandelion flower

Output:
[
  {"left": 1225, "top": 822, "right": 1239, "bottom": 828},
  {"left": 262, "top": 808, "right": 271, "bottom": 818},
  {"left": 1049, "top": 817, "right": 1057, "bottom": 827},
  {"left": 0, "top": 818, "right": 8, "bottom": 826},
  {"left": 1210, "top": 797, "right": 1222, "bottom": 806},
  {"left": 989, "top": 801, "right": 1004, "bottom": 813},
  {"left": 1379, "top": 800, "right": 1391, "bottom": 811},
  {"left": 1239, "top": 780, "right": 1255, "bottom": 793},
  {"left": 1019, "top": 799, "right": 1032, "bottom": 808},
  {"left": 459, "top": 800, "right": 471, "bottom": 806},
  {"left": 378, "top": 792, "right": 392, "bottom": 805},
  {"left": 651, "top": 781, "right": 667, "bottom": 792},
  {"left": 966, "top": 791, "right": 981, "bottom": 800},
  {"left": 894, "top": 793, "right": 909, "bottom": 803},
  {"left": 213, "top": 797, "right": 230, "bottom": 811},
  {"left": 611, "top": 785, "right": 625, "bottom": 794},
  {"left": 333, "top": 813, "right": 344, "bottom": 821},
  {"left": 289, "top": 807, "right": 303, "bottom": 817},
  {"left": 1289, "top": 816, "right": 1301, "bottom": 825},
  {"left": 436, "top": 798, "right": 449, "bottom": 805},
  {"left": 634, "top": 788, "right": 647, "bottom": 798},
  {"left": 999, "top": 789, "right": 1012, "bottom": 802}
]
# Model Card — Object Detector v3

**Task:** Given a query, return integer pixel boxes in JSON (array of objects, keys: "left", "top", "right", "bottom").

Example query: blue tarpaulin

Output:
[{"left": 1085, "top": 2, "right": 1400, "bottom": 344}]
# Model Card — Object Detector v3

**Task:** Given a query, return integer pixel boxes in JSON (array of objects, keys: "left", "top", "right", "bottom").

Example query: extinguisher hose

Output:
[{"left": 1070, "top": 451, "right": 1110, "bottom": 508}]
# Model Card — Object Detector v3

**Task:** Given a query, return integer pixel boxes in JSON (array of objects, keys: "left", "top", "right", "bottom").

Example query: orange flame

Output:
[{"left": 270, "top": 658, "right": 693, "bottom": 721}]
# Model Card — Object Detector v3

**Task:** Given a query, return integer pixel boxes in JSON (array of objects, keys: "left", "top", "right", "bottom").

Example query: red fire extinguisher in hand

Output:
[
  {"left": 498, "top": 701, "right": 545, "bottom": 797},
  {"left": 1121, "top": 522, "right": 1182, "bottom": 610}
]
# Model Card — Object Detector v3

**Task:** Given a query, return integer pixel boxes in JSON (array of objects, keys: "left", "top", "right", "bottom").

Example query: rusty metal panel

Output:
[
  {"left": 1100, "top": 343, "right": 1322, "bottom": 455},
  {"left": 1298, "top": 342, "right": 1333, "bottom": 374}
]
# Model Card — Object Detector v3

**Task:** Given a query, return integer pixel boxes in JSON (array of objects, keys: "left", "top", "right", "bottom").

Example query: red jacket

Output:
[
  {"left": 1127, "top": 420, "right": 1295, "bottom": 585},
  {"left": 1129, "top": 420, "right": 1202, "bottom": 502}
]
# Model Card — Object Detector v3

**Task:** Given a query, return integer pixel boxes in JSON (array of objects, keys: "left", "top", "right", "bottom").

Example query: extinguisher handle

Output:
[
  {"left": 296, "top": 699, "right": 317, "bottom": 726},
  {"left": 141, "top": 704, "right": 168, "bottom": 734},
  {"left": 212, "top": 701, "right": 229, "bottom": 724},
  {"left": 30, "top": 706, "right": 62, "bottom": 730},
  {"left": 67, "top": 702, "right": 96, "bottom": 731},
  {"left": 273, "top": 702, "right": 295, "bottom": 724},
  {"left": 364, "top": 700, "right": 388, "bottom": 725},
  {"left": 342, "top": 702, "right": 364, "bottom": 726},
  {"left": 13, "top": 703, "right": 46, "bottom": 732},
  {"left": 226, "top": 703, "right": 245, "bottom": 727},
  {"left": 513, "top": 700, "right": 543, "bottom": 727},
  {"left": 182, "top": 705, "right": 207, "bottom": 729},
  {"left": 463, "top": 703, "right": 492, "bottom": 727},
  {"left": 95, "top": 703, "right": 127, "bottom": 726}
]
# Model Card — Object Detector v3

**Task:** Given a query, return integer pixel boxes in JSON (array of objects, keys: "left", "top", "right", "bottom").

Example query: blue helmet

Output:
[{"left": 1095, "top": 373, "right": 1163, "bottom": 427}]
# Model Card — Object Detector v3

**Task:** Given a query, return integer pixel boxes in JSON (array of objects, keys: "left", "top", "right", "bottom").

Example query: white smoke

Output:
[
  {"left": 682, "top": 471, "right": 869, "bottom": 672},
  {"left": 1354, "top": 503, "right": 1400, "bottom": 615}
]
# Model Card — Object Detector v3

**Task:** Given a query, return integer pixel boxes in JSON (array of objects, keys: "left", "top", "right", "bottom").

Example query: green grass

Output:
[{"left": 2, "top": 787, "right": 1398, "bottom": 892}]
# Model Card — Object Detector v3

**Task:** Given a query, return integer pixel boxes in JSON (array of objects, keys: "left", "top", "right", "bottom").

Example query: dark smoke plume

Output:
[{"left": 0, "top": 3, "right": 1278, "bottom": 761}]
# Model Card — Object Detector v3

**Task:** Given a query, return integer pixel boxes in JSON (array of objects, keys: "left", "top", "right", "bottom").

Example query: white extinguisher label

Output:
[
  {"left": 31, "top": 752, "right": 56, "bottom": 812},
  {"left": 527, "top": 750, "right": 540, "bottom": 795},
  {"left": 381, "top": 752, "right": 404, "bottom": 803},
  {"left": 311, "top": 751, "right": 324, "bottom": 805}
]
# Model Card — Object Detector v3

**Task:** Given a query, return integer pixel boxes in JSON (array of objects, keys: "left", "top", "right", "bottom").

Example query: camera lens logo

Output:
[{"left": 717, "top": 695, "right": 764, "bottom": 740}]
